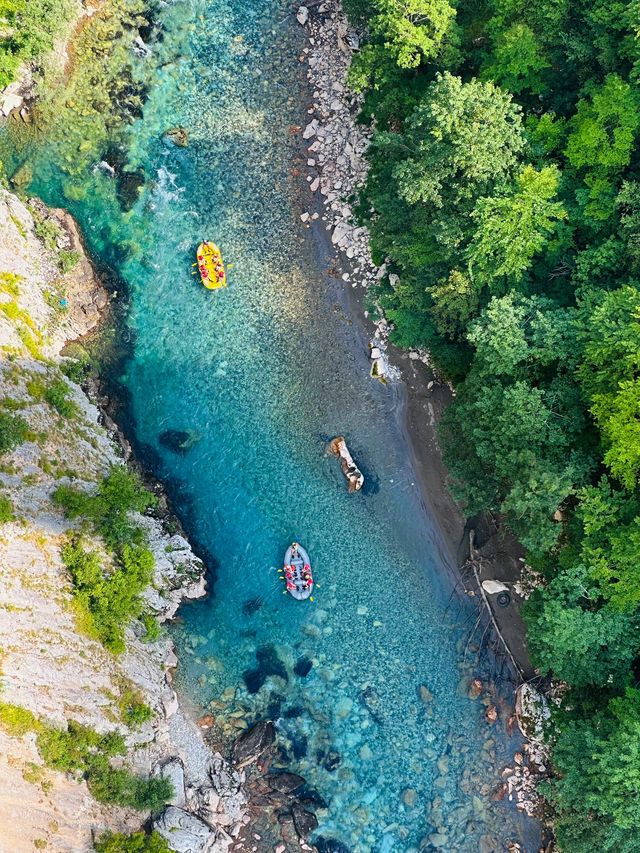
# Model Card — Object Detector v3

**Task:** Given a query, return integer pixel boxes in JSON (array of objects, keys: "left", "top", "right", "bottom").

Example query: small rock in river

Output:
[
  {"left": 402, "top": 788, "right": 418, "bottom": 807},
  {"left": 486, "top": 705, "right": 498, "bottom": 724},
  {"left": 296, "top": 6, "right": 309, "bottom": 25},
  {"left": 468, "top": 678, "right": 483, "bottom": 700},
  {"left": 418, "top": 684, "right": 433, "bottom": 704}
]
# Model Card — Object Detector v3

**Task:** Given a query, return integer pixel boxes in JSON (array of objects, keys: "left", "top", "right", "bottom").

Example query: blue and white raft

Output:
[{"left": 283, "top": 542, "right": 313, "bottom": 600}]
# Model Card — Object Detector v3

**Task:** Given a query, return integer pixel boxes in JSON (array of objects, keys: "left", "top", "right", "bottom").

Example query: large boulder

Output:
[
  {"left": 154, "top": 806, "right": 217, "bottom": 853},
  {"left": 232, "top": 720, "right": 275, "bottom": 767},
  {"left": 269, "top": 772, "right": 305, "bottom": 793},
  {"left": 292, "top": 802, "right": 319, "bottom": 838},
  {"left": 160, "top": 758, "right": 186, "bottom": 807}
]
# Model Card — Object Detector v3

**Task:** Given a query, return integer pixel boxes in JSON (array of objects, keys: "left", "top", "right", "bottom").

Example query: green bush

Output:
[
  {"left": 58, "top": 249, "right": 80, "bottom": 273},
  {"left": 118, "top": 685, "right": 153, "bottom": 727},
  {"left": 61, "top": 537, "right": 155, "bottom": 654},
  {"left": 0, "top": 0, "right": 76, "bottom": 88},
  {"left": 61, "top": 357, "right": 90, "bottom": 384},
  {"left": 37, "top": 720, "right": 124, "bottom": 773},
  {"left": 0, "top": 702, "right": 40, "bottom": 736},
  {"left": 54, "top": 466, "right": 157, "bottom": 549},
  {"left": 0, "top": 410, "right": 29, "bottom": 453},
  {"left": 140, "top": 611, "right": 161, "bottom": 643},
  {"left": 94, "top": 831, "right": 170, "bottom": 853},
  {"left": 0, "top": 492, "right": 14, "bottom": 522},
  {"left": 87, "top": 755, "right": 172, "bottom": 811},
  {"left": 35, "top": 719, "right": 172, "bottom": 811},
  {"left": 28, "top": 376, "right": 78, "bottom": 418}
]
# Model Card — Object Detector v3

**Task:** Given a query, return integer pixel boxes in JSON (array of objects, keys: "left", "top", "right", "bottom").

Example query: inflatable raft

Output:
[
  {"left": 196, "top": 242, "right": 227, "bottom": 289},
  {"left": 283, "top": 542, "right": 313, "bottom": 600}
]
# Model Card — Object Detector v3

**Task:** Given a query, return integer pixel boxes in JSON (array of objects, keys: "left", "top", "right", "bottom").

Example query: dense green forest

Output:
[{"left": 343, "top": 0, "right": 640, "bottom": 849}]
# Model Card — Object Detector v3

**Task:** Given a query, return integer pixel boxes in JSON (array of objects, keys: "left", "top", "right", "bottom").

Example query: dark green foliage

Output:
[
  {"left": 87, "top": 755, "right": 172, "bottom": 810},
  {"left": 525, "top": 564, "right": 640, "bottom": 688},
  {"left": 94, "top": 831, "right": 170, "bottom": 853},
  {"left": 547, "top": 689, "right": 640, "bottom": 852},
  {"left": 0, "top": 410, "right": 29, "bottom": 453},
  {"left": 342, "top": 0, "right": 640, "bottom": 844},
  {"left": 54, "top": 466, "right": 156, "bottom": 549}
]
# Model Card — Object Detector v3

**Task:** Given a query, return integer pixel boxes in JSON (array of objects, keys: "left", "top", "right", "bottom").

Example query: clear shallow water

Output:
[{"left": 1, "top": 1, "right": 539, "bottom": 849}]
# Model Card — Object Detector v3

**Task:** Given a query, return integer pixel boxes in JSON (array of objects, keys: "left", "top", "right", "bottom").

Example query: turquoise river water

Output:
[{"left": 1, "top": 1, "right": 541, "bottom": 850}]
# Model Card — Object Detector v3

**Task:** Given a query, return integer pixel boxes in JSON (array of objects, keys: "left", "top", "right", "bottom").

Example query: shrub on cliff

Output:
[
  {"left": 37, "top": 719, "right": 172, "bottom": 811},
  {"left": 0, "top": 702, "right": 40, "bottom": 736},
  {"left": 61, "top": 537, "right": 155, "bottom": 654},
  {"left": 94, "top": 831, "right": 170, "bottom": 853},
  {"left": 0, "top": 0, "right": 76, "bottom": 88},
  {"left": 0, "top": 410, "right": 29, "bottom": 453},
  {"left": 54, "top": 466, "right": 157, "bottom": 549},
  {"left": 0, "top": 492, "right": 14, "bottom": 523},
  {"left": 88, "top": 756, "right": 173, "bottom": 811},
  {"left": 27, "top": 376, "right": 79, "bottom": 419}
]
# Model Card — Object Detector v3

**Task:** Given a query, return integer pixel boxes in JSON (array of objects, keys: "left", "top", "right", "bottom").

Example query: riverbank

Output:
[
  {"left": 0, "top": 187, "right": 248, "bottom": 851},
  {"left": 294, "top": 0, "right": 538, "bottom": 683},
  {"left": 291, "top": 0, "right": 548, "bottom": 829}
]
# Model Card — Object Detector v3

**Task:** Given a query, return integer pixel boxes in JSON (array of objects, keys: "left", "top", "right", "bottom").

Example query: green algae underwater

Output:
[{"left": 0, "top": 1, "right": 542, "bottom": 850}]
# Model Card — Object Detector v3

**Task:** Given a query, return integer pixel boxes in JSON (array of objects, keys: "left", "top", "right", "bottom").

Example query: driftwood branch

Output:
[{"left": 466, "top": 530, "right": 524, "bottom": 680}]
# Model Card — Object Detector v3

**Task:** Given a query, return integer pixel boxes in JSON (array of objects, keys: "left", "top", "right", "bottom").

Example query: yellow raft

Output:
[{"left": 196, "top": 242, "right": 227, "bottom": 289}]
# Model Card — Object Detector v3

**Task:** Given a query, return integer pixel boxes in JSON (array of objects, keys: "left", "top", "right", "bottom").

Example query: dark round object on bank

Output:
[{"left": 496, "top": 591, "right": 511, "bottom": 608}]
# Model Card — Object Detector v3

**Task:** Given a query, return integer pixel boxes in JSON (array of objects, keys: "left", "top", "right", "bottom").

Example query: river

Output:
[{"left": 0, "top": 1, "right": 540, "bottom": 850}]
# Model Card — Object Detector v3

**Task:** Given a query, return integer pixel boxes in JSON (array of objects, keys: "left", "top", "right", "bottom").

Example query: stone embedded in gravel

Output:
[
  {"left": 297, "top": 6, "right": 309, "bottom": 25},
  {"left": 331, "top": 221, "right": 351, "bottom": 244},
  {"left": 302, "top": 119, "right": 318, "bottom": 139}
]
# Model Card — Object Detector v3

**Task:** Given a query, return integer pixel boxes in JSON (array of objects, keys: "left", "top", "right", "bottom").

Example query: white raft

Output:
[{"left": 283, "top": 543, "right": 313, "bottom": 600}]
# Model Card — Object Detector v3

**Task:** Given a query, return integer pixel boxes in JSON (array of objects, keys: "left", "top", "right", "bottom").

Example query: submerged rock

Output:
[
  {"left": 164, "top": 126, "right": 189, "bottom": 147},
  {"left": 159, "top": 428, "right": 200, "bottom": 454},
  {"left": 294, "top": 655, "right": 313, "bottom": 677},
  {"left": 232, "top": 720, "right": 275, "bottom": 766},
  {"left": 243, "top": 644, "right": 289, "bottom": 693},
  {"left": 116, "top": 168, "right": 145, "bottom": 210},
  {"left": 315, "top": 838, "right": 351, "bottom": 853}
]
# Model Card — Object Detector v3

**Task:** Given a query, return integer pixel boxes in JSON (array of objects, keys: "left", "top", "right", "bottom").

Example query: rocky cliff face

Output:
[{"left": 0, "top": 188, "right": 247, "bottom": 852}]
